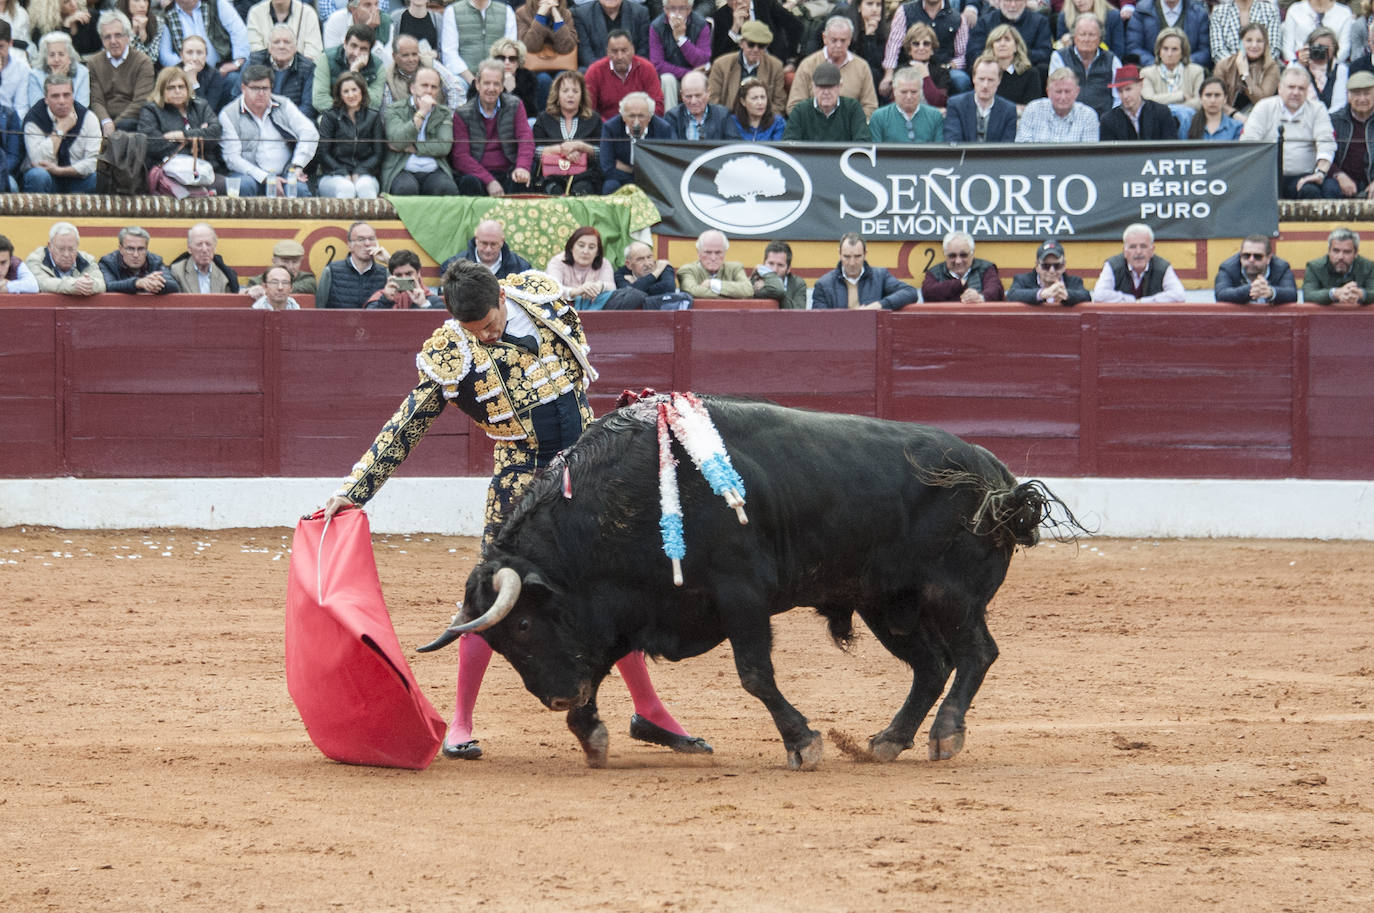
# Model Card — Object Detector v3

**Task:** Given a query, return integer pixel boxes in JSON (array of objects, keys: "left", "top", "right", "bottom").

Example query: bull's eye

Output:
[{"left": 517, "top": 617, "right": 531, "bottom": 633}]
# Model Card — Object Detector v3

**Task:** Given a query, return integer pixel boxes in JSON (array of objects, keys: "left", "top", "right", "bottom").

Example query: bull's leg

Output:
[
  {"left": 566, "top": 680, "right": 609, "bottom": 769},
  {"left": 928, "top": 615, "right": 998, "bottom": 761},
  {"left": 856, "top": 605, "right": 953, "bottom": 762},
  {"left": 726, "top": 626, "right": 822, "bottom": 771}
]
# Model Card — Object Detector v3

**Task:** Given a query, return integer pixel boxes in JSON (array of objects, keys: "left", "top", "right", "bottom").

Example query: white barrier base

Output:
[{"left": 0, "top": 476, "right": 1371, "bottom": 540}]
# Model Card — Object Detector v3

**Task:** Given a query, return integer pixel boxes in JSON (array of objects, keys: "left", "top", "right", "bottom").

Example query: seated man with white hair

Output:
[
  {"left": 676, "top": 230, "right": 752, "bottom": 299},
  {"left": 246, "top": 24, "right": 318, "bottom": 117},
  {"left": 921, "top": 231, "right": 1004, "bottom": 303},
  {"left": 598, "top": 90, "right": 675, "bottom": 193},
  {"left": 1091, "top": 223, "right": 1186, "bottom": 302},
  {"left": 664, "top": 70, "right": 740, "bottom": 140},
  {"left": 25, "top": 221, "right": 106, "bottom": 296}
]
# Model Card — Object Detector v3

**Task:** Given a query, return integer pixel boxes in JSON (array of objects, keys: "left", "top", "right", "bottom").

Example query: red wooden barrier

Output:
[
  {"left": 3, "top": 306, "right": 1371, "bottom": 481},
  {"left": 0, "top": 293, "right": 315, "bottom": 309}
]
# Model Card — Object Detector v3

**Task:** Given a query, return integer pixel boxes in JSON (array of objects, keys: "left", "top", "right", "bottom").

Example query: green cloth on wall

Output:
[{"left": 385, "top": 186, "right": 662, "bottom": 271}]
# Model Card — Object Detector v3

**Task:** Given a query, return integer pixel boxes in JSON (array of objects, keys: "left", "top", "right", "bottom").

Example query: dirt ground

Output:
[{"left": 3, "top": 526, "right": 1372, "bottom": 913}]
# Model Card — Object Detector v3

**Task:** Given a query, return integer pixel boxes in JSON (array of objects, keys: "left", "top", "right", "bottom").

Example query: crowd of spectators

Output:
[{"left": 0, "top": 0, "right": 1372, "bottom": 199}]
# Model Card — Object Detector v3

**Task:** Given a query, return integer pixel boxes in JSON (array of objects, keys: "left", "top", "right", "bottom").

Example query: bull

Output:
[{"left": 419, "top": 395, "right": 1076, "bottom": 770}]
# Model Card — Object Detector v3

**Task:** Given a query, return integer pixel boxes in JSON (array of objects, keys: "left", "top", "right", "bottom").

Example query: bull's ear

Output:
[{"left": 521, "top": 570, "right": 553, "bottom": 602}]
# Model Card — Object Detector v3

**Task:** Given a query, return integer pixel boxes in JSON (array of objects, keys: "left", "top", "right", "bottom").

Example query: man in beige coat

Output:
[
  {"left": 169, "top": 222, "right": 240, "bottom": 294},
  {"left": 677, "top": 230, "right": 753, "bottom": 299},
  {"left": 25, "top": 222, "right": 106, "bottom": 296},
  {"left": 786, "top": 15, "right": 878, "bottom": 116},
  {"left": 707, "top": 19, "right": 786, "bottom": 114}
]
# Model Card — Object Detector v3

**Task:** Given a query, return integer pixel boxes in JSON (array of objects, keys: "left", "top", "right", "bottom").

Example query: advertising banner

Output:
[{"left": 635, "top": 141, "right": 1279, "bottom": 242}]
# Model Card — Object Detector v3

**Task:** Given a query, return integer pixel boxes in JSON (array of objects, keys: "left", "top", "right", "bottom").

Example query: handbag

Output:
[
  {"left": 526, "top": 44, "right": 578, "bottom": 73},
  {"left": 540, "top": 146, "right": 589, "bottom": 195},
  {"left": 162, "top": 135, "right": 214, "bottom": 186}
]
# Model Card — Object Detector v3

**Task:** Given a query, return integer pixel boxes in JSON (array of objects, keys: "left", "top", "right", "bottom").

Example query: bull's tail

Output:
[{"left": 972, "top": 480, "right": 1087, "bottom": 549}]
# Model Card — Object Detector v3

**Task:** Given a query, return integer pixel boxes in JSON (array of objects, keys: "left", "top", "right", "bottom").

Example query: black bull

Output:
[{"left": 419, "top": 396, "right": 1077, "bottom": 769}]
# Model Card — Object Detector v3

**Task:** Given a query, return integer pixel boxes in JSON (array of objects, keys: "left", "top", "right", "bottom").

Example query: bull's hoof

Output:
[
  {"left": 576, "top": 721, "right": 609, "bottom": 769},
  {"left": 869, "top": 735, "right": 912, "bottom": 762},
  {"left": 786, "top": 730, "right": 823, "bottom": 771},
  {"left": 928, "top": 729, "right": 965, "bottom": 761}
]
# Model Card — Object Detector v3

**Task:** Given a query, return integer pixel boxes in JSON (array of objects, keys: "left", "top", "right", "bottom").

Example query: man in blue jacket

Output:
[
  {"left": 812, "top": 233, "right": 920, "bottom": 310},
  {"left": 664, "top": 71, "right": 741, "bottom": 141},
  {"left": 943, "top": 57, "right": 1017, "bottom": 143},
  {"left": 439, "top": 219, "right": 532, "bottom": 280},
  {"left": 98, "top": 226, "right": 181, "bottom": 295},
  {"left": 1127, "top": 0, "right": 1211, "bottom": 69},
  {"left": 1214, "top": 235, "right": 1298, "bottom": 306},
  {"left": 599, "top": 91, "right": 675, "bottom": 193}
]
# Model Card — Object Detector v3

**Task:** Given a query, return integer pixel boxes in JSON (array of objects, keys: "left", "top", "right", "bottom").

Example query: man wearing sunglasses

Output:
[
  {"left": 1213, "top": 236, "right": 1297, "bottom": 306},
  {"left": 921, "top": 229, "right": 1004, "bottom": 303},
  {"left": 1008, "top": 239, "right": 1090, "bottom": 307},
  {"left": 706, "top": 19, "right": 786, "bottom": 113}
]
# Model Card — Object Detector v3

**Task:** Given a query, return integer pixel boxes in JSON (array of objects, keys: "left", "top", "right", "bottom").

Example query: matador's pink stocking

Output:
[{"left": 615, "top": 651, "right": 688, "bottom": 736}]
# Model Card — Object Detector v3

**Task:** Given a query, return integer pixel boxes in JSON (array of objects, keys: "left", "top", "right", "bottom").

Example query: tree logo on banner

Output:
[{"left": 678, "top": 144, "right": 813, "bottom": 236}]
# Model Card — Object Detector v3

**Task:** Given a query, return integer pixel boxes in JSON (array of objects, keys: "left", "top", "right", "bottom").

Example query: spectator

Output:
[
  {"left": 465, "top": 36, "right": 537, "bottom": 118},
  {"left": 245, "top": 0, "right": 323, "bottom": 61},
  {"left": 599, "top": 90, "right": 673, "bottom": 193},
  {"left": 440, "top": 0, "right": 514, "bottom": 94},
  {"left": 1282, "top": 0, "right": 1351, "bottom": 67},
  {"left": 243, "top": 238, "right": 316, "bottom": 299},
  {"left": 0, "top": 1, "right": 29, "bottom": 61},
  {"left": 1017, "top": 68, "right": 1099, "bottom": 142},
  {"left": 382, "top": 65, "right": 458, "bottom": 194},
  {"left": 99, "top": 226, "right": 179, "bottom": 295},
  {"left": 1331, "top": 70, "right": 1374, "bottom": 198},
  {"left": 943, "top": 56, "right": 1017, "bottom": 143},
  {"left": 324, "top": 0, "right": 392, "bottom": 54},
  {"left": 532, "top": 69, "right": 602, "bottom": 195},
  {"left": 985, "top": 23, "right": 1041, "bottom": 111},
  {"left": 881, "top": 0, "right": 970, "bottom": 98},
  {"left": 1241, "top": 66, "right": 1340, "bottom": 199},
  {"left": 750, "top": 239, "right": 808, "bottom": 310},
  {"left": 1055, "top": 0, "right": 1125, "bottom": 63},
  {"left": 839, "top": 0, "right": 892, "bottom": 101},
  {"left": 1049, "top": 14, "right": 1120, "bottom": 117},
  {"left": 1302, "top": 226, "right": 1374, "bottom": 307},
  {"left": 253, "top": 264, "right": 301, "bottom": 309},
  {"left": 1350, "top": 20, "right": 1374, "bottom": 78},
  {"left": 1127, "top": 0, "right": 1210, "bottom": 69},
  {"left": 811, "top": 232, "right": 919, "bottom": 310},
  {"left": 169, "top": 222, "right": 239, "bottom": 293},
  {"left": 26, "top": 31, "right": 90, "bottom": 113},
  {"left": 782, "top": 60, "right": 871, "bottom": 141},
  {"left": 382, "top": 33, "right": 462, "bottom": 109},
  {"left": 1213, "top": 234, "right": 1297, "bottom": 306},
  {"left": 86, "top": 12, "right": 154, "bottom": 135},
  {"left": 517, "top": 0, "right": 577, "bottom": 69},
  {"left": 1091, "top": 223, "right": 1185, "bottom": 303},
  {"left": 366, "top": 248, "right": 443, "bottom": 308},
  {"left": 967, "top": 0, "right": 1052, "bottom": 78},
  {"left": 25, "top": 221, "right": 104, "bottom": 295},
  {"left": 788, "top": 16, "right": 879, "bottom": 118},
  {"left": 119, "top": 0, "right": 161, "bottom": 64},
  {"left": 31, "top": 0, "right": 103, "bottom": 59},
  {"left": 707, "top": 20, "right": 786, "bottom": 115},
  {"left": 1007, "top": 239, "right": 1090, "bottom": 307},
  {"left": 665, "top": 69, "right": 739, "bottom": 140},
  {"left": 0, "top": 232, "right": 39, "bottom": 294},
  {"left": 247, "top": 24, "right": 317, "bottom": 117},
  {"left": 1100, "top": 64, "right": 1178, "bottom": 140},
  {"left": 1209, "top": 0, "right": 1279, "bottom": 67},
  {"left": 316, "top": 70, "right": 383, "bottom": 198},
  {"left": 869, "top": 66, "right": 943, "bottom": 142},
  {"left": 0, "top": 97, "right": 17, "bottom": 190},
  {"left": 649, "top": 0, "right": 710, "bottom": 110},
  {"left": 890, "top": 22, "right": 953, "bottom": 108},
  {"left": 0, "top": 20, "right": 28, "bottom": 117},
  {"left": 312, "top": 25, "right": 387, "bottom": 113},
  {"left": 157, "top": 0, "right": 251, "bottom": 87},
  {"left": 546, "top": 225, "right": 615, "bottom": 309},
  {"left": 440, "top": 218, "right": 531, "bottom": 278},
  {"left": 138, "top": 66, "right": 224, "bottom": 182},
  {"left": 730, "top": 75, "right": 784, "bottom": 141},
  {"left": 608, "top": 239, "right": 685, "bottom": 310},
  {"left": 710, "top": 0, "right": 801, "bottom": 67},
  {"left": 1181, "top": 77, "right": 1243, "bottom": 140},
  {"left": 316, "top": 221, "right": 389, "bottom": 308},
  {"left": 586, "top": 28, "right": 664, "bottom": 121},
  {"left": 394, "top": 0, "right": 442, "bottom": 57},
  {"left": 22, "top": 73, "right": 100, "bottom": 192},
  {"left": 677, "top": 229, "right": 752, "bottom": 300},
  {"left": 180, "top": 34, "right": 233, "bottom": 113},
  {"left": 221, "top": 63, "right": 318, "bottom": 196},
  {"left": 573, "top": 0, "right": 649, "bottom": 70},
  {"left": 921, "top": 230, "right": 1003, "bottom": 303},
  {"left": 1141, "top": 27, "right": 1204, "bottom": 119},
  {"left": 1214, "top": 22, "right": 1280, "bottom": 121},
  {"left": 1300, "top": 26, "right": 1348, "bottom": 113},
  {"left": 451, "top": 57, "right": 533, "bottom": 196}
]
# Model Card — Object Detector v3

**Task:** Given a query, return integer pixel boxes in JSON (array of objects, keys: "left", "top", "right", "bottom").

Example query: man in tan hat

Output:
[
  {"left": 786, "top": 15, "right": 879, "bottom": 116},
  {"left": 244, "top": 238, "right": 318, "bottom": 302},
  {"left": 1330, "top": 70, "right": 1374, "bottom": 199},
  {"left": 707, "top": 19, "right": 786, "bottom": 114}
]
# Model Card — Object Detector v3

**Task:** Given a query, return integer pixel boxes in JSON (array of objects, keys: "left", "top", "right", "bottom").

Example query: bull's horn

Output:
[{"left": 415, "top": 567, "right": 523, "bottom": 651}]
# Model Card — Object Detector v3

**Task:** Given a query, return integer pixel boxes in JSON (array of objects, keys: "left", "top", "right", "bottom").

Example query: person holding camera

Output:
[
  {"left": 1298, "top": 26, "right": 1348, "bottom": 113},
  {"left": 365, "top": 248, "right": 443, "bottom": 308}
]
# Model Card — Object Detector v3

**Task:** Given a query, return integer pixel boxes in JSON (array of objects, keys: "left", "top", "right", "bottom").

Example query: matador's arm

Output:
[{"left": 332, "top": 379, "right": 448, "bottom": 507}]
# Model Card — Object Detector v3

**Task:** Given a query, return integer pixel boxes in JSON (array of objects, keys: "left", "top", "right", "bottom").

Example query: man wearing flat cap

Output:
[
  {"left": 1330, "top": 70, "right": 1374, "bottom": 199},
  {"left": 782, "top": 61, "right": 871, "bottom": 141},
  {"left": 1099, "top": 63, "right": 1177, "bottom": 141},
  {"left": 1007, "top": 239, "right": 1091, "bottom": 307},
  {"left": 707, "top": 19, "right": 787, "bottom": 114},
  {"left": 244, "top": 239, "right": 318, "bottom": 303}
]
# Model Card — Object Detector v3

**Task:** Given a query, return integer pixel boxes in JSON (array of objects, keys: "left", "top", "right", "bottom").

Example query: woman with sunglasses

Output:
[
  {"left": 467, "top": 36, "right": 539, "bottom": 116},
  {"left": 897, "top": 22, "right": 951, "bottom": 108}
]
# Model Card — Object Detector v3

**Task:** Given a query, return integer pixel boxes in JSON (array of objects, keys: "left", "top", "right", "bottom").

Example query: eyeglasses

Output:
[
  {"left": 494, "top": 54, "right": 518, "bottom": 61},
  {"left": 1240, "top": 252, "right": 1267, "bottom": 259},
  {"left": 741, "top": 40, "right": 761, "bottom": 48},
  {"left": 1038, "top": 261, "right": 1064, "bottom": 271},
  {"left": 243, "top": 83, "right": 272, "bottom": 93},
  {"left": 910, "top": 39, "right": 934, "bottom": 47},
  {"left": 946, "top": 251, "right": 971, "bottom": 259}
]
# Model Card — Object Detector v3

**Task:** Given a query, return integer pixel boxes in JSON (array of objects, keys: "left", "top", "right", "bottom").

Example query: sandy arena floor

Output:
[{"left": 2, "top": 526, "right": 1372, "bottom": 912}]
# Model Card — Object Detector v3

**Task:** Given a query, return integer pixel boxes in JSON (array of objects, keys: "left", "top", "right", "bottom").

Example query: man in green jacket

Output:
[
  {"left": 1303, "top": 227, "right": 1374, "bottom": 307},
  {"left": 781, "top": 61, "right": 870, "bottom": 142},
  {"left": 311, "top": 25, "right": 387, "bottom": 113},
  {"left": 868, "top": 67, "right": 943, "bottom": 144},
  {"left": 381, "top": 66, "right": 459, "bottom": 195}
]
